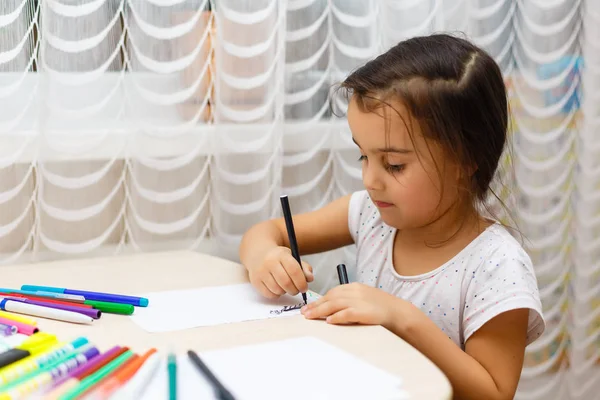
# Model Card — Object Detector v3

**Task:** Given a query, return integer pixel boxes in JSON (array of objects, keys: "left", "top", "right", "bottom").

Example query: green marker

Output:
[
  {"left": 168, "top": 352, "right": 177, "bottom": 400},
  {"left": 0, "top": 347, "right": 81, "bottom": 391},
  {"left": 85, "top": 300, "right": 134, "bottom": 315},
  {"left": 58, "top": 350, "right": 133, "bottom": 400}
]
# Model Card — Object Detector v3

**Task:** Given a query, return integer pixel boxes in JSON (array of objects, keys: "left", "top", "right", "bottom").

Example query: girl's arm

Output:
[
  {"left": 394, "top": 306, "right": 529, "bottom": 400},
  {"left": 239, "top": 194, "right": 355, "bottom": 272},
  {"left": 301, "top": 284, "right": 529, "bottom": 399}
]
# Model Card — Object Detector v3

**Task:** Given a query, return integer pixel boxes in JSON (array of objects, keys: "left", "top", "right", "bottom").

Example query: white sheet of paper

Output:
[
  {"left": 130, "top": 283, "right": 320, "bottom": 333},
  {"left": 134, "top": 336, "right": 409, "bottom": 400}
]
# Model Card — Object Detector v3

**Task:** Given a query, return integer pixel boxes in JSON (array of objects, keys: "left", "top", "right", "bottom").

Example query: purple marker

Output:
[
  {"left": 0, "top": 322, "right": 17, "bottom": 336},
  {"left": 49, "top": 346, "right": 100, "bottom": 381},
  {"left": 4, "top": 347, "right": 101, "bottom": 398},
  {"left": 21, "top": 285, "right": 149, "bottom": 307},
  {"left": 46, "top": 346, "right": 121, "bottom": 391},
  {"left": 2, "top": 297, "right": 101, "bottom": 319}
]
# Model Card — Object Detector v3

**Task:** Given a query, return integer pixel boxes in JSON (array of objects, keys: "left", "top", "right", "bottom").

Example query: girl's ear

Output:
[
  {"left": 467, "top": 164, "right": 478, "bottom": 177},
  {"left": 455, "top": 161, "right": 477, "bottom": 182}
]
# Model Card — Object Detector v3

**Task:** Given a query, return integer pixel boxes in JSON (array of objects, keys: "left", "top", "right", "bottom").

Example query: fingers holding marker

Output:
[
  {"left": 271, "top": 262, "right": 300, "bottom": 295},
  {"left": 280, "top": 255, "right": 308, "bottom": 294},
  {"left": 301, "top": 261, "right": 314, "bottom": 282},
  {"left": 257, "top": 281, "right": 279, "bottom": 300},
  {"left": 262, "top": 273, "right": 286, "bottom": 297}
]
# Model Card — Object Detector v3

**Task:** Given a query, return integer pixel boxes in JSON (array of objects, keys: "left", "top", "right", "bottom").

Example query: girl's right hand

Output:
[{"left": 248, "top": 246, "right": 314, "bottom": 299}]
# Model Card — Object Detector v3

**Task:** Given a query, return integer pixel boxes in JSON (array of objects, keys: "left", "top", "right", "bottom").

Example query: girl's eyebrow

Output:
[
  {"left": 378, "top": 147, "right": 412, "bottom": 154},
  {"left": 352, "top": 137, "right": 412, "bottom": 154}
]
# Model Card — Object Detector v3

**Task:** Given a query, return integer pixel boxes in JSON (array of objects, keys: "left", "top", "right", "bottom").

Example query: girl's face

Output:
[{"left": 347, "top": 96, "right": 464, "bottom": 232}]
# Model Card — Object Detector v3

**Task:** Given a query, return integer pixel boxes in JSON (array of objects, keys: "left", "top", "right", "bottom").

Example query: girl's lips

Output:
[{"left": 374, "top": 201, "right": 393, "bottom": 208}]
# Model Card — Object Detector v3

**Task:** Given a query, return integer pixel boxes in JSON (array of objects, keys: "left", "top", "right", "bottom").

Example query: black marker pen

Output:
[{"left": 337, "top": 264, "right": 349, "bottom": 285}]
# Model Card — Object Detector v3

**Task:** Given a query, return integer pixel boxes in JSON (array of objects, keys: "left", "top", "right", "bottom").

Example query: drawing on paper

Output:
[{"left": 269, "top": 303, "right": 304, "bottom": 315}]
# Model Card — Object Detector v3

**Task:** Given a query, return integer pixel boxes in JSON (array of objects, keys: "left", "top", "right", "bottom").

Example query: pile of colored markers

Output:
[
  {"left": 0, "top": 285, "right": 157, "bottom": 399},
  {"left": 0, "top": 329, "right": 158, "bottom": 399},
  {"left": 0, "top": 286, "right": 149, "bottom": 325}
]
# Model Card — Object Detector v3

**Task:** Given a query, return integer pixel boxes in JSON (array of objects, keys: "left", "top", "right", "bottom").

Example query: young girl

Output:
[{"left": 239, "top": 34, "right": 544, "bottom": 400}]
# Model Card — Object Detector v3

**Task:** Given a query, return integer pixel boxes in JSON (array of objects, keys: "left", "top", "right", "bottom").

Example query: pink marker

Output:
[{"left": 0, "top": 317, "right": 38, "bottom": 335}]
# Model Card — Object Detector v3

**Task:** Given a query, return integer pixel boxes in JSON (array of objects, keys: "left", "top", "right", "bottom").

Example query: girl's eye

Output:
[
  {"left": 387, "top": 164, "right": 405, "bottom": 173},
  {"left": 357, "top": 155, "right": 367, "bottom": 162}
]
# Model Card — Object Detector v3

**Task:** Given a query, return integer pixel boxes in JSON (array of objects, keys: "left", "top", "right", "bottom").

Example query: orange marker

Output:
[{"left": 85, "top": 348, "right": 157, "bottom": 398}]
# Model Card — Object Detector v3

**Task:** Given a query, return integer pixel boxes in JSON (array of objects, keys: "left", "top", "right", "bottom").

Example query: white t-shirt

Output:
[{"left": 348, "top": 190, "right": 545, "bottom": 349}]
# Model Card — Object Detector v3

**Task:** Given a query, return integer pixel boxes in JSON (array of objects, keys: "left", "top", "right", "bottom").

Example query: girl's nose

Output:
[{"left": 363, "top": 164, "right": 384, "bottom": 191}]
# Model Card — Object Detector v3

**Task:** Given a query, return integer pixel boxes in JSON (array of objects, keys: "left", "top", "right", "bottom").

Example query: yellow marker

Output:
[
  {"left": 0, "top": 311, "right": 37, "bottom": 326},
  {"left": 16, "top": 333, "right": 57, "bottom": 355},
  {"left": 0, "top": 334, "right": 57, "bottom": 399},
  {"left": 0, "top": 342, "right": 65, "bottom": 383}
]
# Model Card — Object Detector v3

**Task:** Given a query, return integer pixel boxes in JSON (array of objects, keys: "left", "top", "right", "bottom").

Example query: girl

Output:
[{"left": 239, "top": 34, "right": 544, "bottom": 400}]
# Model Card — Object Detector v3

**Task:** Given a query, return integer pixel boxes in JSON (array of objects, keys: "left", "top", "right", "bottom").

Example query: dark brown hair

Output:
[{"left": 337, "top": 33, "right": 515, "bottom": 239}]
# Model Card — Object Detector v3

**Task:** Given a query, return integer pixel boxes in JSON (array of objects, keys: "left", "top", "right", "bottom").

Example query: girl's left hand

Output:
[{"left": 301, "top": 282, "right": 405, "bottom": 329}]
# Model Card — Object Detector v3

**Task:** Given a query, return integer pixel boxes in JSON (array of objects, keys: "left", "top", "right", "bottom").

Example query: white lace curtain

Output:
[{"left": 0, "top": 0, "right": 597, "bottom": 398}]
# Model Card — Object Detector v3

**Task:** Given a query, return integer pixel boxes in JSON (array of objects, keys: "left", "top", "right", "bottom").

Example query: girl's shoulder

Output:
[
  {"left": 455, "top": 222, "right": 536, "bottom": 284},
  {"left": 475, "top": 223, "right": 532, "bottom": 265},
  {"left": 460, "top": 223, "right": 545, "bottom": 346}
]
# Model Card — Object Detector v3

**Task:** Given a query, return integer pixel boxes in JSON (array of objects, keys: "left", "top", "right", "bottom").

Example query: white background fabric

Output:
[{"left": 0, "top": 0, "right": 596, "bottom": 398}]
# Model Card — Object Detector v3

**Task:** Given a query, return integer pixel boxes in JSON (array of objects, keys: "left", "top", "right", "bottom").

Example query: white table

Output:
[{"left": 1, "top": 251, "right": 452, "bottom": 399}]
